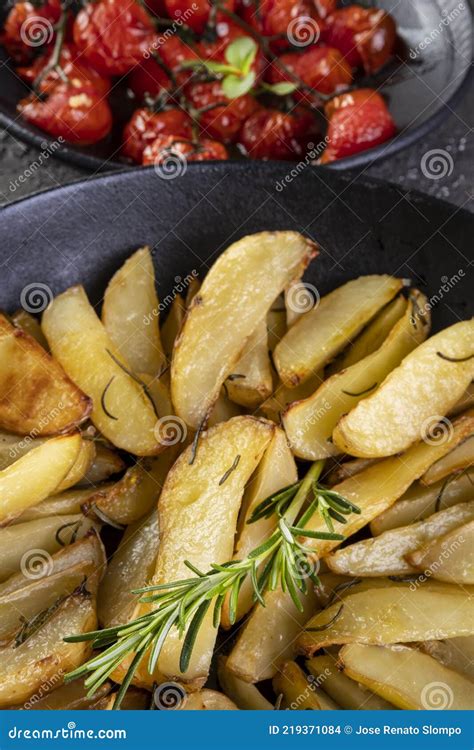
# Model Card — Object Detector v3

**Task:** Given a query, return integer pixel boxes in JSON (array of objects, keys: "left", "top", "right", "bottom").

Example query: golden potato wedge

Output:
[
  {"left": 98, "top": 687, "right": 151, "bottom": 710},
  {"left": 313, "top": 574, "right": 463, "bottom": 608},
  {"left": 171, "top": 231, "right": 317, "bottom": 428},
  {"left": 420, "top": 636, "right": 474, "bottom": 681},
  {"left": 370, "top": 470, "right": 474, "bottom": 535},
  {"left": 450, "top": 383, "right": 474, "bottom": 416},
  {"left": 180, "top": 689, "right": 237, "bottom": 711},
  {"left": 207, "top": 390, "right": 242, "bottom": 427},
  {"left": 217, "top": 657, "right": 274, "bottom": 710},
  {"left": 221, "top": 426, "right": 297, "bottom": 628},
  {"left": 306, "top": 655, "right": 393, "bottom": 710},
  {"left": 225, "top": 320, "right": 273, "bottom": 408},
  {"left": 161, "top": 294, "right": 185, "bottom": 360},
  {"left": 274, "top": 275, "right": 403, "bottom": 388},
  {"left": 333, "top": 321, "right": 474, "bottom": 457},
  {"left": 0, "top": 514, "right": 98, "bottom": 582},
  {"left": 0, "top": 430, "right": 44, "bottom": 471},
  {"left": 326, "top": 501, "right": 474, "bottom": 577},
  {"left": 83, "top": 448, "right": 178, "bottom": 526},
  {"left": 267, "top": 305, "right": 287, "bottom": 353},
  {"left": 14, "top": 677, "right": 112, "bottom": 710},
  {"left": 273, "top": 661, "right": 337, "bottom": 710},
  {"left": 56, "top": 438, "right": 96, "bottom": 492},
  {"left": 298, "top": 587, "right": 474, "bottom": 654},
  {"left": 0, "top": 591, "right": 96, "bottom": 708},
  {"left": 300, "top": 411, "right": 474, "bottom": 557},
  {"left": 98, "top": 511, "right": 159, "bottom": 628},
  {"left": 283, "top": 292, "right": 429, "bottom": 459},
  {"left": 421, "top": 436, "right": 474, "bottom": 485},
  {"left": 185, "top": 276, "right": 201, "bottom": 308},
  {"left": 334, "top": 294, "right": 408, "bottom": 372},
  {"left": 326, "top": 457, "right": 379, "bottom": 485},
  {"left": 13, "top": 487, "right": 101, "bottom": 523},
  {"left": 407, "top": 519, "right": 474, "bottom": 583},
  {"left": 226, "top": 585, "right": 319, "bottom": 683},
  {"left": 340, "top": 644, "right": 473, "bottom": 710},
  {"left": 78, "top": 443, "right": 126, "bottom": 486},
  {"left": 134, "top": 416, "right": 274, "bottom": 687},
  {"left": 11, "top": 309, "right": 49, "bottom": 349},
  {"left": 42, "top": 286, "right": 163, "bottom": 456},
  {"left": 260, "top": 372, "right": 324, "bottom": 423},
  {"left": 102, "top": 247, "right": 166, "bottom": 376},
  {"left": 0, "top": 433, "right": 83, "bottom": 524},
  {"left": 0, "top": 313, "right": 91, "bottom": 436}
]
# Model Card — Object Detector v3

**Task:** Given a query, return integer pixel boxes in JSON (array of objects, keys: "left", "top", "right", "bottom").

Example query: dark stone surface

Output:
[{"left": 0, "top": 76, "right": 472, "bottom": 209}]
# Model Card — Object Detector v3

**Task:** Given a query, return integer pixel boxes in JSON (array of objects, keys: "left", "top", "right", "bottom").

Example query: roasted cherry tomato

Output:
[
  {"left": 270, "top": 46, "right": 352, "bottom": 101},
  {"left": 143, "top": 133, "right": 228, "bottom": 164},
  {"left": 164, "top": 0, "right": 235, "bottom": 34},
  {"left": 197, "top": 19, "right": 264, "bottom": 75},
  {"left": 17, "top": 43, "right": 110, "bottom": 96},
  {"left": 321, "top": 88, "right": 396, "bottom": 163},
  {"left": 185, "top": 80, "right": 259, "bottom": 143},
  {"left": 312, "top": 0, "right": 336, "bottom": 19},
  {"left": 1, "top": 0, "right": 61, "bottom": 63},
  {"left": 18, "top": 83, "right": 113, "bottom": 144},
  {"left": 122, "top": 106, "right": 193, "bottom": 162},
  {"left": 127, "top": 55, "right": 171, "bottom": 100},
  {"left": 323, "top": 5, "right": 396, "bottom": 73},
  {"left": 144, "top": 0, "right": 167, "bottom": 16},
  {"left": 241, "top": 0, "right": 317, "bottom": 51},
  {"left": 239, "top": 107, "right": 317, "bottom": 160},
  {"left": 73, "top": 0, "right": 155, "bottom": 76}
]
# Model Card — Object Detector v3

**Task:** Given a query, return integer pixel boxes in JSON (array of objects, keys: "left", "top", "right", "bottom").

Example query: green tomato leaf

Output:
[
  {"left": 224, "top": 36, "right": 257, "bottom": 74},
  {"left": 180, "top": 59, "right": 237, "bottom": 76},
  {"left": 222, "top": 71, "right": 256, "bottom": 99},
  {"left": 263, "top": 81, "right": 298, "bottom": 96}
]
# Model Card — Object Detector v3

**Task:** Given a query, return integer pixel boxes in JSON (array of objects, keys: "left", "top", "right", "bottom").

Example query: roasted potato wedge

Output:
[
  {"left": 180, "top": 689, "right": 237, "bottom": 711},
  {"left": 326, "top": 501, "right": 474, "bottom": 577},
  {"left": 333, "top": 321, "right": 474, "bottom": 457},
  {"left": 300, "top": 412, "right": 474, "bottom": 557},
  {"left": 370, "top": 470, "right": 474, "bottom": 535},
  {"left": 326, "top": 457, "right": 379, "bottom": 485},
  {"left": 0, "top": 313, "right": 91, "bottom": 436},
  {"left": 55, "top": 438, "right": 96, "bottom": 492},
  {"left": 207, "top": 390, "right": 242, "bottom": 427},
  {"left": 161, "top": 294, "right": 185, "bottom": 360},
  {"left": 283, "top": 292, "right": 429, "bottom": 459},
  {"left": 221, "top": 427, "right": 297, "bottom": 628},
  {"left": 0, "top": 433, "right": 84, "bottom": 524},
  {"left": 340, "top": 644, "right": 474, "bottom": 710},
  {"left": 98, "top": 511, "right": 159, "bottom": 628},
  {"left": 0, "top": 514, "right": 98, "bottom": 582},
  {"left": 420, "top": 636, "right": 474, "bottom": 681},
  {"left": 133, "top": 416, "right": 274, "bottom": 687},
  {"left": 14, "top": 677, "right": 112, "bottom": 710},
  {"left": 298, "top": 586, "right": 474, "bottom": 654},
  {"left": 0, "top": 591, "right": 96, "bottom": 708},
  {"left": 273, "top": 661, "right": 337, "bottom": 710},
  {"left": 306, "top": 655, "right": 393, "bottom": 710},
  {"left": 14, "top": 487, "right": 102, "bottom": 524},
  {"left": 42, "top": 286, "right": 163, "bottom": 456},
  {"left": 274, "top": 275, "right": 403, "bottom": 387},
  {"left": 225, "top": 320, "right": 273, "bottom": 408},
  {"left": 217, "top": 657, "right": 274, "bottom": 710},
  {"left": 171, "top": 232, "right": 317, "bottom": 428},
  {"left": 102, "top": 247, "right": 166, "bottom": 376},
  {"left": 11, "top": 309, "right": 49, "bottom": 349},
  {"left": 407, "top": 519, "right": 474, "bottom": 583},
  {"left": 260, "top": 372, "right": 323, "bottom": 423},
  {"left": 227, "top": 585, "right": 318, "bottom": 683},
  {"left": 78, "top": 443, "right": 126, "bottom": 486},
  {"left": 421, "top": 436, "right": 474, "bottom": 485}
]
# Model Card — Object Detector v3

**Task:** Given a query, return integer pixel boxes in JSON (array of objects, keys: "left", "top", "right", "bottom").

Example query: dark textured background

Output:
[{"left": 1, "top": 73, "right": 472, "bottom": 210}]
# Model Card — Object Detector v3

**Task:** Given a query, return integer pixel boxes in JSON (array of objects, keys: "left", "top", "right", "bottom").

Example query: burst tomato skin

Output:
[
  {"left": 241, "top": 0, "right": 317, "bottom": 51},
  {"left": 122, "top": 106, "right": 193, "bottom": 162},
  {"left": 18, "top": 83, "right": 113, "bottom": 144},
  {"left": 73, "top": 0, "right": 155, "bottom": 76},
  {"left": 239, "top": 107, "right": 317, "bottom": 160},
  {"left": 185, "top": 81, "right": 259, "bottom": 143},
  {"left": 17, "top": 43, "right": 111, "bottom": 96},
  {"left": 323, "top": 5, "right": 396, "bottom": 73},
  {"left": 127, "top": 55, "right": 171, "bottom": 100},
  {"left": 321, "top": 88, "right": 396, "bottom": 163},
  {"left": 142, "top": 133, "right": 228, "bottom": 164},
  {"left": 1, "top": 0, "right": 61, "bottom": 63},
  {"left": 164, "top": 0, "right": 235, "bottom": 34},
  {"left": 270, "top": 45, "right": 352, "bottom": 101}
]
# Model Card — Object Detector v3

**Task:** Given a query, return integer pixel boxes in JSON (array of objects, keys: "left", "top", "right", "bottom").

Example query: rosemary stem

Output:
[{"left": 285, "top": 460, "right": 324, "bottom": 526}]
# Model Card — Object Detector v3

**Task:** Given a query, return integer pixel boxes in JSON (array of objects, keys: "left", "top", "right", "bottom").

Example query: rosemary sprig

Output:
[{"left": 64, "top": 460, "right": 359, "bottom": 708}]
